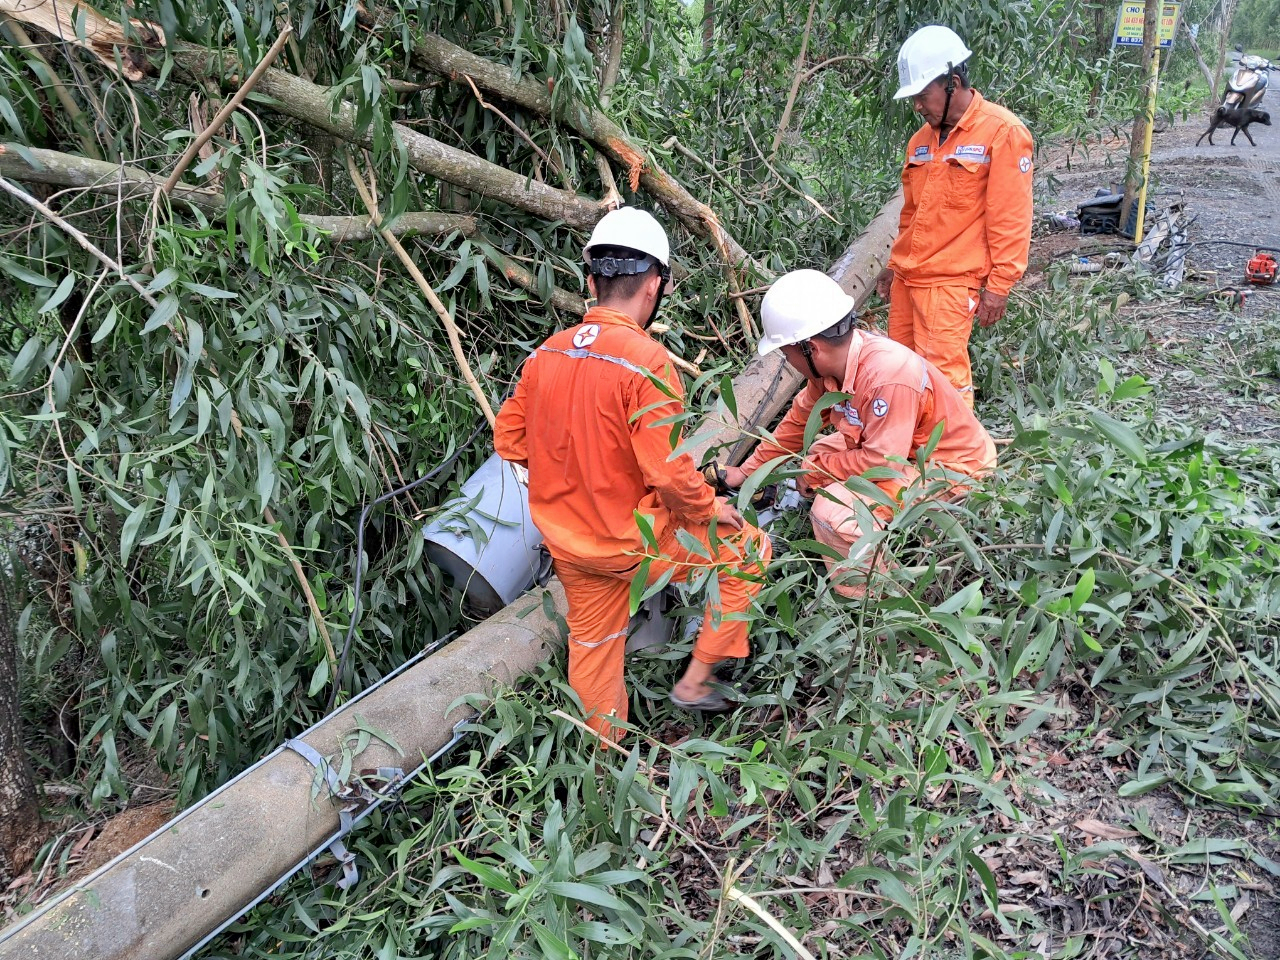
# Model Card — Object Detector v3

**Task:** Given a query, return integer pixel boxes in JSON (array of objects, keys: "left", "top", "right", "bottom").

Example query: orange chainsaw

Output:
[{"left": 1246, "top": 250, "right": 1278, "bottom": 284}]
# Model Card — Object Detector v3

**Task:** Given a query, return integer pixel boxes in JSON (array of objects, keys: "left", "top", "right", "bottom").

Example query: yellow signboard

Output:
[{"left": 1114, "top": 1, "right": 1181, "bottom": 48}]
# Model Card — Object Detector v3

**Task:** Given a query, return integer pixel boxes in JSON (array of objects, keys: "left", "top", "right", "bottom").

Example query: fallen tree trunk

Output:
[
  {"left": 172, "top": 45, "right": 603, "bottom": 231},
  {"left": 0, "top": 144, "right": 477, "bottom": 239}
]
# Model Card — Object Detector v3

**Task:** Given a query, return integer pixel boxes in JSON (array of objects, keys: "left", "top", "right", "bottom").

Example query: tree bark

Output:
[
  {"left": 1120, "top": 0, "right": 1162, "bottom": 233},
  {"left": 1180, "top": 20, "right": 1218, "bottom": 102},
  {"left": 375, "top": 21, "right": 763, "bottom": 275},
  {"left": 171, "top": 46, "right": 603, "bottom": 230},
  {"left": 1212, "top": 0, "right": 1238, "bottom": 106},
  {"left": 702, "top": 0, "right": 715, "bottom": 54},
  {"left": 0, "top": 144, "right": 478, "bottom": 239},
  {"left": 0, "top": 565, "right": 41, "bottom": 886}
]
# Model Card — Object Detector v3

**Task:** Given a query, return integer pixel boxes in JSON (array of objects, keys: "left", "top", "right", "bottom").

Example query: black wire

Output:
[{"left": 326, "top": 418, "right": 490, "bottom": 712}]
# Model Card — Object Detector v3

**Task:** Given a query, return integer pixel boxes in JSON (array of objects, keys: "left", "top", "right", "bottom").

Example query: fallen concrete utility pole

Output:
[
  {"left": 0, "top": 585, "right": 567, "bottom": 960},
  {"left": 0, "top": 189, "right": 903, "bottom": 960}
]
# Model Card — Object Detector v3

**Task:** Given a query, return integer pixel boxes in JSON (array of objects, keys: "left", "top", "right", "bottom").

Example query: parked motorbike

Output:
[{"left": 1223, "top": 52, "right": 1272, "bottom": 111}]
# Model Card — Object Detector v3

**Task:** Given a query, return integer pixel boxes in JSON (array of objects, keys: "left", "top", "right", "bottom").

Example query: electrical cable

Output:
[{"left": 326, "top": 417, "right": 489, "bottom": 713}]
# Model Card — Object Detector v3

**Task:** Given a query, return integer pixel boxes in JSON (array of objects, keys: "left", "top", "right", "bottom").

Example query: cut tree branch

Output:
[
  {"left": 0, "top": 0, "right": 605, "bottom": 231},
  {"left": 0, "top": 144, "right": 477, "bottom": 239},
  {"left": 171, "top": 44, "right": 604, "bottom": 230},
  {"left": 363, "top": 17, "right": 766, "bottom": 276}
]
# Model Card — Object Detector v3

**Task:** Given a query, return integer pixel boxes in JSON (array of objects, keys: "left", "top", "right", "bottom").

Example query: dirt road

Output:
[{"left": 1038, "top": 115, "right": 1280, "bottom": 441}]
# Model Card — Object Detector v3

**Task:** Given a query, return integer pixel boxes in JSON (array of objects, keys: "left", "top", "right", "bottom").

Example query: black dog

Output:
[{"left": 1197, "top": 105, "right": 1272, "bottom": 146}]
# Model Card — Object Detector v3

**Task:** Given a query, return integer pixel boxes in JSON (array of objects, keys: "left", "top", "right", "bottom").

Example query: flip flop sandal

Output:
[{"left": 668, "top": 687, "right": 737, "bottom": 712}]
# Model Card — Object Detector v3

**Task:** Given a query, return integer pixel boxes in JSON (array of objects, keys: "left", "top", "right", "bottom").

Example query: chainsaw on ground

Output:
[{"left": 1246, "top": 250, "right": 1278, "bottom": 284}]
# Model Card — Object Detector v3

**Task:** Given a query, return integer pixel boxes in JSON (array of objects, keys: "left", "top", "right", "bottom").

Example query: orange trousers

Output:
[
  {"left": 554, "top": 521, "right": 771, "bottom": 740},
  {"left": 887, "top": 278, "right": 980, "bottom": 408},
  {"left": 808, "top": 435, "right": 895, "bottom": 598}
]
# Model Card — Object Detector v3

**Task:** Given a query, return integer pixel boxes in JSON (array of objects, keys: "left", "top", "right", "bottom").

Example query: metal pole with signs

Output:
[{"left": 1115, "top": 1, "right": 1180, "bottom": 242}]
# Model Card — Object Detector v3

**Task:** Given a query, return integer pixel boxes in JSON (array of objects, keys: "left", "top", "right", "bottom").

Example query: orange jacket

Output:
[
  {"left": 740, "top": 331, "right": 996, "bottom": 496},
  {"left": 493, "top": 307, "right": 717, "bottom": 564},
  {"left": 888, "top": 91, "right": 1034, "bottom": 297}
]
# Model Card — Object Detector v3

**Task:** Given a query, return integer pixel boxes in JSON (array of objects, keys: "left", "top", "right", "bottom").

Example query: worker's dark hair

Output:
[
  {"left": 587, "top": 245, "right": 662, "bottom": 302},
  {"left": 813, "top": 310, "right": 856, "bottom": 345}
]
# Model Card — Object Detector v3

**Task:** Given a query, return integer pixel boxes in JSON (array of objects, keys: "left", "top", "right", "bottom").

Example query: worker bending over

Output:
[
  {"left": 494, "top": 208, "right": 771, "bottom": 738},
  {"left": 723, "top": 270, "right": 995, "bottom": 598},
  {"left": 875, "top": 25, "right": 1034, "bottom": 407}
]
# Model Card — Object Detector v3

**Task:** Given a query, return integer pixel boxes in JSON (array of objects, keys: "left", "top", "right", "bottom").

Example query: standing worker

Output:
[
  {"left": 494, "top": 208, "right": 772, "bottom": 740},
  {"left": 875, "top": 25, "right": 1034, "bottom": 408},
  {"left": 723, "top": 270, "right": 996, "bottom": 598}
]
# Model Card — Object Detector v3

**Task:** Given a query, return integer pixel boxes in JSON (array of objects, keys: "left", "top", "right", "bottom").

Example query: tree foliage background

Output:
[{"left": 0, "top": 0, "right": 1241, "bottom": 911}]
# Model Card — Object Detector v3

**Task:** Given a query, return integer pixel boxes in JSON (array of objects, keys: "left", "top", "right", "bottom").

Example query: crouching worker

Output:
[
  {"left": 493, "top": 208, "right": 772, "bottom": 740},
  {"left": 722, "top": 269, "right": 996, "bottom": 598}
]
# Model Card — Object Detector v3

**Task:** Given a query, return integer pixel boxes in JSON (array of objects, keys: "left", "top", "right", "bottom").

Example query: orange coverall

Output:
[
  {"left": 740, "top": 331, "right": 995, "bottom": 595},
  {"left": 493, "top": 307, "right": 770, "bottom": 737},
  {"left": 887, "top": 90, "right": 1034, "bottom": 406}
]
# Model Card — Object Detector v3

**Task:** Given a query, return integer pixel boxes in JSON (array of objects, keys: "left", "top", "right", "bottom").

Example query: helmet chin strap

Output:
[
  {"left": 799, "top": 340, "right": 822, "bottom": 380},
  {"left": 940, "top": 62, "right": 956, "bottom": 145}
]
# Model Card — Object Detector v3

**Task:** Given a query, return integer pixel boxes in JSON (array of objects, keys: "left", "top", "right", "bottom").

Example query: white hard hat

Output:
[
  {"left": 757, "top": 269, "right": 856, "bottom": 357},
  {"left": 584, "top": 207, "right": 673, "bottom": 293},
  {"left": 894, "top": 25, "right": 972, "bottom": 100}
]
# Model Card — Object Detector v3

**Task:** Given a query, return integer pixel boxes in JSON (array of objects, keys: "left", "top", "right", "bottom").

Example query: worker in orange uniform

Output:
[
  {"left": 874, "top": 25, "right": 1034, "bottom": 408},
  {"left": 493, "top": 208, "right": 771, "bottom": 738},
  {"left": 723, "top": 270, "right": 995, "bottom": 598}
]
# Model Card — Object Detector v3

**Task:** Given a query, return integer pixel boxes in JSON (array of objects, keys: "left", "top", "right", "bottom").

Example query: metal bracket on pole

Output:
[{"left": 282, "top": 739, "right": 360, "bottom": 889}]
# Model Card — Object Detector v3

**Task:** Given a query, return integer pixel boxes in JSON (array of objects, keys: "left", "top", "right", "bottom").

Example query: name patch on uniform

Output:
[
  {"left": 910, "top": 145, "right": 932, "bottom": 162},
  {"left": 953, "top": 144, "right": 988, "bottom": 158},
  {"left": 833, "top": 401, "right": 863, "bottom": 428}
]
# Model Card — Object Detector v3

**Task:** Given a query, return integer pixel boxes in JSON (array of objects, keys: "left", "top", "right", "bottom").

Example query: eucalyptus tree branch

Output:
[
  {"left": 366, "top": 16, "right": 768, "bottom": 276},
  {"left": 0, "top": 14, "right": 100, "bottom": 159},
  {"left": 744, "top": 122, "right": 839, "bottom": 224},
  {"left": 345, "top": 152, "right": 497, "bottom": 429},
  {"left": 593, "top": 0, "right": 625, "bottom": 210},
  {"left": 462, "top": 72, "right": 568, "bottom": 188},
  {"left": 0, "top": 173, "right": 162, "bottom": 313},
  {"left": 172, "top": 46, "right": 604, "bottom": 230},
  {"left": 797, "top": 53, "right": 870, "bottom": 87},
  {"left": 769, "top": 0, "right": 817, "bottom": 159},
  {"left": 160, "top": 26, "right": 291, "bottom": 196},
  {"left": 0, "top": 143, "right": 478, "bottom": 239},
  {"left": 263, "top": 505, "right": 337, "bottom": 674}
]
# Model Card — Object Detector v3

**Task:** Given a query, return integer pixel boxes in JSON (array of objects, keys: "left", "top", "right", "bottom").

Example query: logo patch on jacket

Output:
[
  {"left": 572, "top": 323, "right": 600, "bottom": 348},
  {"left": 910, "top": 145, "right": 932, "bottom": 162},
  {"left": 954, "top": 144, "right": 988, "bottom": 158},
  {"left": 872, "top": 398, "right": 889, "bottom": 417}
]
